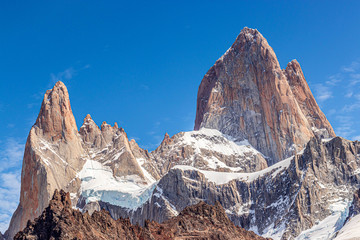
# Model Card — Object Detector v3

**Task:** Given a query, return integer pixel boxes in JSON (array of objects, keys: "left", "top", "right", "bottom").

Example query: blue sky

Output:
[{"left": 1, "top": 0, "right": 360, "bottom": 233}]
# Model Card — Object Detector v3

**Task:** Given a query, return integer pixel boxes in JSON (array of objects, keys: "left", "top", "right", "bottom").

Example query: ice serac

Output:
[
  {"left": 194, "top": 27, "right": 335, "bottom": 164},
  {"left": 6, "top": 81, "right": 85, "bottom": 239}
]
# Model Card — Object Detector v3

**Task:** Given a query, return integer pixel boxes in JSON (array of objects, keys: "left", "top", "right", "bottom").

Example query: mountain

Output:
[
  {"left": 14, "top": 190, "right": 268, "bottom": 240},
  {"left": 5, "top": 82, "right": 160, "bottom": 239},
  {"left": 6, "top": 82, "right": 85, "bottom": 239},
  {"left": 151, "top": 128, "right": 268, "bottom": 175},
  {"left": 5, "top": 27, "right": 360, "bottom": 240},
  {"left": 194, "top": 27, "right": 335, "bottom": 165}
]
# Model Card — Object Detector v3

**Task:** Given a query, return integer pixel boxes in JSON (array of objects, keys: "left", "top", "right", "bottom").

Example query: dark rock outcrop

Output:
[{"left": 15, "top": 190, "right": 268, "bottom": 240}]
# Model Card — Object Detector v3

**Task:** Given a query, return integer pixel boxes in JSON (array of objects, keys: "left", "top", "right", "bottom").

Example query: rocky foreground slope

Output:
[
  {"left": 5, "top": 27, "right": 360, "bottom": 240},
  {"left": 15, "top": 190, "right": 268, "bottom": 240}
]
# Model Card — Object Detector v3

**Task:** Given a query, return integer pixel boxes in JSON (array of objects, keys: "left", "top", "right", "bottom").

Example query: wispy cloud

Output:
[
  {"left": 342, "top": 102, "right": 360, "bottom": 113},
  {"left": 49, "top": 64, "right": 90, "bottom": 86},
  {"left": 345, "top": 91, "right": 353, "bottom": 98},
  {"left": 318, "top": 60, "right": 360, "bottom": 139},
  {"left": 50, "top": 67, "right": 76, "bottom": 84},
  {"left": 334, "top": 116, "right": 356, "bottom": 138},
  {"left": 314, "top": 84, "right": 333, "bottom": 102},
  {"left": 350, "top": 73, "right": 360, "bottom": 86},
  {"left": 0, "top": 138, "right": 24, "bottom": 172},
  {"left": 0, "top": 138, "right": 23, "bottom": 233},
  {"left": 326, "top": 74, "right": 342, "bottom": 85},
  {"left": 342, "top": 61, "right": 360, "bottom": 73},
  {"left": 0, "top": 172, "right": 21, "bottom": 233}
]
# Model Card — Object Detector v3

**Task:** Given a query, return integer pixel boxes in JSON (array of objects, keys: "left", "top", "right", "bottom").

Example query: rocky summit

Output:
[
  {"left": 14, "top": 190, "right": 268, "bottom": 240},
  {"left": 194, "top": 27, "right": 334, "bottom": 165},
  {"left": 5, "top": 27, "right": 360, "bottom": 240}
]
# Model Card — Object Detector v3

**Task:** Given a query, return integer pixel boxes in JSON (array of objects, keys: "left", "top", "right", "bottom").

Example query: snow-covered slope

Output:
[
  {"left": 172, "top": 154, "right": 292, "bottom": 184},
  {"left": 109, "top": 136, "right": 360, "bottom": 240},
  {"left": 78, "top": 160, "right": 156, "bottom": 209},
  {"left": 76, "top": 127, "right": 270, "bottom": 211},
  {"left": 152, "top": 128, "right": 268, "bottom": 175},
  {"left": 296, "top": 201, "right": 350, "bottom": 240},
  {"left": 334, "top": 214, "right": 360, "bottom": 240}
]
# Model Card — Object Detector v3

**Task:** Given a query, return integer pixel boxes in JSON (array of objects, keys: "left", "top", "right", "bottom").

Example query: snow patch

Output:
[
  {"left": 334, "top": 214, "right": 360, "bottom": 240},
  {"left": 180, "top": 128, "right": 261, "bottom": 157},
  {"left": 296, "top": 200, "right": 350, "bottom": 240},
  {"left": 322, "top": 138, "right": 334, "bottom": 143},
  {"left": 173, "top": 155, "right": 293, "bottom": 185},
  {"left": 78, "top": 160, "right": 156, "bottom": 209},
  {"left": 136, "top": 158, "right": 156, "bottom": 183}
]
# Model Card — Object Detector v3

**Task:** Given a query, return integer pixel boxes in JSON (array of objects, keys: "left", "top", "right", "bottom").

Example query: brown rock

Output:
[
  {"left": 284, "top": 59, "right": 335, "bottom": 138},
  {"left": 194, "top": 27, "right": 334, "bottom": 164},
  {"left": 6, "top": 81, "right": 85, "bottom": 239},
  {"left": 14, "top": 190, "right": 269, "bottom": 240}
]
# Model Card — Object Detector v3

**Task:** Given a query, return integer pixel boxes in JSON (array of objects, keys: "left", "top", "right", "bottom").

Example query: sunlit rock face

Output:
[
  {"left": 8, "top": 27, "right": 357, "bottom": 240},
  {"left": 194, "top": 27, "right": 335, "bottom": 165},
  {"left": 5, "top": 82, "right": 160, "bottom": 239},
  {"left": 6, "top": 82, "right": 85, "bottom": 239}
]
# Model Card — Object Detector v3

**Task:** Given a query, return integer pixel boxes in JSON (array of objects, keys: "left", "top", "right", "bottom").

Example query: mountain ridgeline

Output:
[
  {"left": 194, "top": 27, "right": 334, "bottom": 164},
  {"left": 5, "top": 27, "right": 360, "bottom": 240}
]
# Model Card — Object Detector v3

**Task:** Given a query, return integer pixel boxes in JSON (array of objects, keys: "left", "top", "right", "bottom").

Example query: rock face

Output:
[
  {"left": 5, "top": 82, "right": 159, "bottom": 239},
  {"left": 347, "top": 189, "right": 360, "bottom": 219},
  {"left": 7, "top": 28, "right": 358, "bottom": 240},
  {"left": 284, "top": 60, "right": 334, "bottom": 138},
  {"left": 14, "top": 190, "right": 268, "bottom": 240},
  {"left": 194, "top": 27, "right": 335, "bottom": 164},
  {"left": 106, "top": 136, "right": 359, "bottom": 239},
  {"left": 152, "top": 128, "right": 268, "bottom": 176},
  {"left": 6, "top": 82, "right": 85, "bottom": 239}
]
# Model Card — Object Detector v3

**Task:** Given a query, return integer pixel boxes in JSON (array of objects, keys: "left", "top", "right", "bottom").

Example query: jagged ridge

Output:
[
  {"left": 194, "top": 27, "right": 334, "bottom": 164},
  {"left": 15, "top": 190, "right": 268, "bottom": 240}
]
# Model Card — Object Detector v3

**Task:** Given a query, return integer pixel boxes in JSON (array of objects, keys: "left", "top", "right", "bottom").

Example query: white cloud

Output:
[
  {"left": 353, "top": 136, "right": 360, "bottom": 141},
  {"left": 0, "top": 172, "right": 21, "bottom": 233},
  {"left": 314, "top": 84, "right": 333, "bottom": 102},
  {"left": 0, "top": 138, "right": 24, "bottom": 172},
  {"left": 0, "top": 138, "right": 23, "bottom": 233},
  {"left": 345, "top": 91, "right": 353, "bottom": 98},
  {"left": 342, "top": 101, "right": 360, "bottom": 113},
  {"left": 342, "top": 61, "right": 360, "bottom": 73},
  {"left": 326, "top": 74, "right": 342, "bottom": 85},
  {"left": 50, "top": 67, "right": 76, "bottom": 84},
  {"left": 334, "top": 115, "right": 359, "bottom": 138},
  {"left": 349, "top": 73, "right": 360, "bottom": 86}
]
